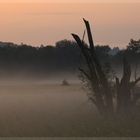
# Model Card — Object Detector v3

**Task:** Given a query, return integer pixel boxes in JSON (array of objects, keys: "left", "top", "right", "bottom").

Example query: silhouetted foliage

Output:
[
  {"left": 0, "top": 40, "right": 114, "bottom": 77},
  {"left": 72, "top": 19, "right": 140, "bottom": 119},
  {"left": 0, "top": 37, "right": 139, "bottom": 80},
  {"left": 127, "top": 39, "right": 140, "bottom": 53}
]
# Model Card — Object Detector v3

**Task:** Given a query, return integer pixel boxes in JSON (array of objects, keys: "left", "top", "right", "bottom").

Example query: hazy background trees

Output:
[{"left": 0, "top": 39, "right": 139, "bottom": 79}]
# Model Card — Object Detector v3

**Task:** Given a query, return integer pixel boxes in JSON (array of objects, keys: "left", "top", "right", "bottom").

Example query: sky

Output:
[
  {"left": 0, "top": 1, "right": 139, "bottom": 48},
  {"left": 0, "top": 0, "right": 140, "bottom": 3}
]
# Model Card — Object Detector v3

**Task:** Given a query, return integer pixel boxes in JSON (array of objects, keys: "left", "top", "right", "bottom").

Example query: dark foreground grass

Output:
[
  {"left": 0, "top": 82, "right": 139, "bottom": 137},
  {"left": 71, "top": 117, "right": 140, "bottom": 137}
]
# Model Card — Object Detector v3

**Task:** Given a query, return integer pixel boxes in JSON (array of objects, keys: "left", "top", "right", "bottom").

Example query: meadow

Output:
[
  {"left": 0, "top": 80, "right": 97, "bottom": 136},
  {"left": 0, "top": 80, "right": 139, "bottom": 137}
]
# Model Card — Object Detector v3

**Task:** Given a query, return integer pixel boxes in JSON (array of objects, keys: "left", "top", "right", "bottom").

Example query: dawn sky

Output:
[
  {"left": 0, "top": 0, "right": 140, "bottom": 3},
  {"left": 0, "top": 1, "right": 139, "bottom": 48}
]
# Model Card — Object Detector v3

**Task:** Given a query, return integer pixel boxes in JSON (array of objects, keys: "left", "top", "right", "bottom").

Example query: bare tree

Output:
[{"left": 72, "top": 19, "right": 140, "bottom": 118}]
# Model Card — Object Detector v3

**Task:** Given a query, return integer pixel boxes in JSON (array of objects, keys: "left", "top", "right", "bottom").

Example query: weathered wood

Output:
[
  {"left": 116, "top": 58, "right": 131, "bottom": 115},
  {"left": 72, "top": 19, "right": 114, "bottom": 116},
  {"left": 83, "top": 19, "right": 114, "bottom": 114},
  {"left": 72, "top": 19, "right": 140, "bottom": 118},
  {"left": 116, "top": 57, "right": 140, "bottom": 115}
]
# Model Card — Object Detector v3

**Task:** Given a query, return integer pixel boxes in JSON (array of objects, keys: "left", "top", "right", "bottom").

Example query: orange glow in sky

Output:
[
  {"left": 0, "top": 0, "right": 140, "bottom": 3},
  {"left": 0, "top": 2, "right": 139, "bottom": 48}
]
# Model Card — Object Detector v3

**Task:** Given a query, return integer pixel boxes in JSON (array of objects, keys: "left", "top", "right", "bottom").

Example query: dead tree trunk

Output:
[
  {"left": 116, "top": 58, "right": 132, "bottom": 115},
  {"left": 116, "top": 57, "right": 140, "bottom": 116},
  {"left": 72, "top": 19, "right": 114, "bottom": 117},
  {"left": 72, "top": 19, "right": 140, "bottom": 118}
]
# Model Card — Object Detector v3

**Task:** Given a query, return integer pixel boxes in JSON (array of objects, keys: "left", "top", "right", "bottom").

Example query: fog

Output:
[
  {"left": 0, "top": 78, "right": 99, "bottom": 136},
  {"left": 0, "top": 65, "right": 139, "bottom": 136}
]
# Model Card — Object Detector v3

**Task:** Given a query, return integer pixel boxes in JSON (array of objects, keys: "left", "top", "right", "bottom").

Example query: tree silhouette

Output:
[{"left": 72, "top": 19, "right": 140, "bottom": 118}]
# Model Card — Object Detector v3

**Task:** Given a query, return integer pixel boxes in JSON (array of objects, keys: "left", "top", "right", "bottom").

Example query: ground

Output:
[{"left": 0, "top": 80, "right": 139, "bottom": 137}]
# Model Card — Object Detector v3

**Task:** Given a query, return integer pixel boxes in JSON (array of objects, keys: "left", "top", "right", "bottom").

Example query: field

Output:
[
  {"left": 0, "top": 80, "right": 99, "bottom": 137},
  {"left": 0, "top": 80, "right": 139, "bottom": 137}
]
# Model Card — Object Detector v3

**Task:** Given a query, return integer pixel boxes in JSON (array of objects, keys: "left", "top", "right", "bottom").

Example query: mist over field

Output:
[
  {"left": 0, "top": 78, "right": 100, "bottom": 136},
  {"left": 0, "top": 37, "right": 139, "bottom": 137},
  {"left": 0, "top": 1, "right": 139, "bottom": 137}
]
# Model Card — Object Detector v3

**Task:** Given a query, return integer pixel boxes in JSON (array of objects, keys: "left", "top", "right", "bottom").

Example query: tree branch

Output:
[
  {"left": 134, "top": 77, "right": 140, "bottom": 85},
  {"left": 83, "top": 18, "right": 95, "bottom": 52},
  {"left": 82, "top": 29, "right": 86, "bottom": 43},
  {"left": 79, "top": 68, "right": 91, "bottom": 80}
]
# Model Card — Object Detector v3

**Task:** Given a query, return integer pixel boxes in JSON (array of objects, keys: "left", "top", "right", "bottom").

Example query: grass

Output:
[{"left": 0, "top": 80, "right": 139, "bottom": 137}]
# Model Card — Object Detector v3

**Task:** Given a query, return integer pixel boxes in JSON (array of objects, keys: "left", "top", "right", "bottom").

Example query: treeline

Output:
[{"left": 0, "top": 39, "right": 139, "bottom": 78}]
